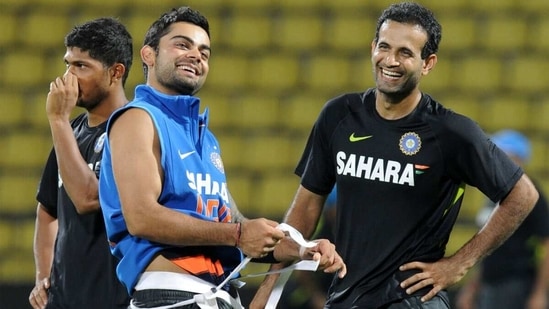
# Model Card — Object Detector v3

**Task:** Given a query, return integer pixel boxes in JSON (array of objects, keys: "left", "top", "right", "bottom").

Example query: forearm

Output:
[
  {"left": 283, "top": 185, "right": 325, "bottom": 239},
  {"left": 126, "top": 205, "right": 239, "bottom": 246},
  {"left": 49, "top": 119, "right": 99, "bottom": 213},
  {"left": 249, "top": 263, "right": 287, "bottom": 309},
  {"left": 33, "top": 205, "right": 57, "bottom": 282},
  {"left": 452, "top": 175, "right": 538, "bottom": 269}
]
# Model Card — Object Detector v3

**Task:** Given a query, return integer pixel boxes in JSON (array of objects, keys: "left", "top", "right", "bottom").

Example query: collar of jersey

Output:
[{"left": 134, "top": 85, "right": 207, "bottom": 122}]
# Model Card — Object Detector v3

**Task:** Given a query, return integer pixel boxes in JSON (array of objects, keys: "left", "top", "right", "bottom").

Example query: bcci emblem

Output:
[
  {"left": 210, "top": 152, "right": 225, "bottom": 174},
  {"left": 399, "top": 132, "right": 421, "bottom": 156},
  {"left": 94, "top": 133, "right": 107, "bottom": 153}
]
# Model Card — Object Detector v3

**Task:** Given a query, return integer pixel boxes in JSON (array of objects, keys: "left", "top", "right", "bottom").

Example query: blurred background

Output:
[{"left": 1, "top": 0, "right": 549, "bottom": 307}]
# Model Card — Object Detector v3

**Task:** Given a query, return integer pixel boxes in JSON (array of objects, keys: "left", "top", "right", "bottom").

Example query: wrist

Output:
[{"left": 234, "top": 222, "right": 241, "bottom": 247}]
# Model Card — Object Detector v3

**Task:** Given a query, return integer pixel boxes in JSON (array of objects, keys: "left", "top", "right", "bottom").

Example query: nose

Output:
[
  {"left": 65, "top": 65, "right": 76, "bottom": 75},
  {"left": 186, "top": 47, "right": 202, "bottom": 61},
  {"left": 385, "top": 53, "right": 400, "bottom": 66}
]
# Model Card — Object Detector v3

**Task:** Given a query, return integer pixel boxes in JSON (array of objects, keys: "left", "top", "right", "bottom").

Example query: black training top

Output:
[
  {"left": 296, "top": 88, "right": 522, "bottom": 308},
  {"left": 36, "top": 113, "right": 129, "bottom": 308}
]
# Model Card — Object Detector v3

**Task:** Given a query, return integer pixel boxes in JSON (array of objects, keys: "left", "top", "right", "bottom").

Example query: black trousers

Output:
[
  {"left": 131, "top": 289, "right": 234, "bottom": 309},
  {"left": 381, "top": 292, "right": 450, "bottom": 309}
]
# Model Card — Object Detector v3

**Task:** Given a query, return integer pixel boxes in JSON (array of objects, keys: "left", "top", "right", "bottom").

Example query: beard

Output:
[
  {"left": 158, "top": 77, "right": 197, "bottom": 95},
  {"left": 376, "top": 73, "right": 419, "bottom": 104},
  {"left": 155, "top": 64, "right": 204, "bottom": 96},
  {"left": 76, "top": 89, "right": 105, "bottom": 111}
]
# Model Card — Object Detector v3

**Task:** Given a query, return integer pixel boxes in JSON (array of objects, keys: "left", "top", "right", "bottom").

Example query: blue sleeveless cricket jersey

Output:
[{"left": 99, "top": 85, "right": 242, "bottom": 294}]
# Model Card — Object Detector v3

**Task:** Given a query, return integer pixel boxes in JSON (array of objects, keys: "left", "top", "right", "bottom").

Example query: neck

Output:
[
  {"left": 375, "top": 89, "right": 422, "bottom": 120},
  {"left": 87, "top": 89, "right": 128, "bottom": 127}
]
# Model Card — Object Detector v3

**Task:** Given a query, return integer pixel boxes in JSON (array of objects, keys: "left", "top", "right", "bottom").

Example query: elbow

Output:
[
  {"left": 126, "top": 221, "right": 144, "bottom": 238},
  {"left": 73, "top": 198, "right": 100, "bottom": 215},
  {"left": 522, "top": 174, "right": 540, "bottom": 211},
  {"left": 125, "top": 213, "right": 151, "bottom": 239},
  {"left": 528, "top": 186, "right": 540, "bottom": 210}
]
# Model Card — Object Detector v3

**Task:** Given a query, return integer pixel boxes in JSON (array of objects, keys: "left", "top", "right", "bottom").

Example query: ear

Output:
[
  {"left": 141, "top": 45, "right": 155, "bottom": 67},
  {"left": 371, "top": 39, "right": 376, "bottom": 54},
  {"left": 110, "top": 63, "right": 126, "bottom": 81},
  {"left": 422, "top": 54, "right": 437, "bottom": 76}
]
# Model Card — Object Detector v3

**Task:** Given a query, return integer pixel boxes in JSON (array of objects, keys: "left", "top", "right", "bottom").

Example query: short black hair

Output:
[
  {"left": 142, "top": 6, "right": 210, "bottom": 77},
  {"left": 65, "top": 17, "right": 133, "bottom": 85},
  {"left": 374, "top": 2, "right": 442, "bottom": 59}
]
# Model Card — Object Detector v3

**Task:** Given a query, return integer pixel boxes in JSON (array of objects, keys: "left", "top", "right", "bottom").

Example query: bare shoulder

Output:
[{"left": 111, "top": 107, "right": 154, "bottom": 134}]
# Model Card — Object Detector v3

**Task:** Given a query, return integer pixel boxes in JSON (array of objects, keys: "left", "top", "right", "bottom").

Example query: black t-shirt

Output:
[
  {"left": 479, "top": 181, "right": 549, "bottom": 284},
  {"left": 36, "top": 113, "right": 129, "bottom": 308},
  {"left": 296, "top": 89, "right": 522, "bottom": 308}
]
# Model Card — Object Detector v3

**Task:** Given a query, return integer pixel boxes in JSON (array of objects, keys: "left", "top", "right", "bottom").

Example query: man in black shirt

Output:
[
  {"left": 251, "top": 2, "right": 538, "bottom": 309},
  {"left": 29, "top": 18, "right": 132, "bottom": 309}
]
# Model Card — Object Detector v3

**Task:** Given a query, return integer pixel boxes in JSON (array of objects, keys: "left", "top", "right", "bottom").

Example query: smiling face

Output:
[
  {"left": 64, "top": 47, "right": 112, "bottom": 110},
  {"left": 371, "top": 20, "right": 435, "bottom": 103},
  {"left": 141, "top": 22, "right": 211, "bottom": 96}
]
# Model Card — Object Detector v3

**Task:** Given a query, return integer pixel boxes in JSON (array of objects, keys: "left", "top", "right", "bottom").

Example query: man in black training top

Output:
[
  {"left": 251, "top": 2, "right": 538, "bottom": 309},
  {"left": 29, "top": 17, "right": 132, "bottom": 309}
]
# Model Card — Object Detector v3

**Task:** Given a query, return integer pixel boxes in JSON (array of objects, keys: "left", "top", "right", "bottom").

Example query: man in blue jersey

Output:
[
  {"left": 98, "top": 6, "right": 345, "bottom": 308},
  {"left": 29, "top": 18, "right": 132, "bottom": 309},
  {"left": 251, "top": 2, "right": 538, "bottom": 309}
]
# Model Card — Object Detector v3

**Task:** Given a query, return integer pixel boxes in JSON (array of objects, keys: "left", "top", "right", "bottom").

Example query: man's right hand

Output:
[
  {"left": 238, "top": 219, "right": 285, "bottom": 258},
  {"left": 29, "top": 277, "right": 50, "bottom": 309},
  {"left": 46, "top": 72, "right": 79, "bottom": 121}
]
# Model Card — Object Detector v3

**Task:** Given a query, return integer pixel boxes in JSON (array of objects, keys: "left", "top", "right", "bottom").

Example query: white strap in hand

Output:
[{"left": 265, "top": 223, "right": 319, "bottom": 309}]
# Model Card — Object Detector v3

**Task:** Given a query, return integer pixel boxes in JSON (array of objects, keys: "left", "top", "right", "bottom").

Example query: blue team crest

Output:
[
  {"left": 94, "top": 133, "right": 107, "bottom": 153},
  {"left": 210, "top": 152, "right": 225, "bottom": 174},
  {"left": 399, "top": 132, "right": 421, "bottom": 156}
]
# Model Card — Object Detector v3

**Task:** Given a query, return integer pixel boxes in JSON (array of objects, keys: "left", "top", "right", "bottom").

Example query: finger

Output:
[
  {"left": 66, "top": 72, "right": 78, "bottom": 87},
  {"left": 322, "top": 256, "right": 345, "bottom": 274},
  {"left": 420, "top": 286, "right": 441, "bottom": 302},
  {"left": 400, "top": 271, "right": 429, "bottom": 289},
  {"left": 338, "top": 262, "right": 347, "bottom": 278},
  {"left": 29, "top": 290, "right": 45, "bottom": 309},
  {"left": 399, "top": 261, "right": 425, "bottom": 271},
  {"left": 404, "top": 277, "right": 434, "bottom": 295},
  {"left": 265, "top": 219, "right": 280, "bottom": 227},
  {"left": 273, "top": 229, "right": 286, "bottom": 240},
  {"left": 29, "top": 293, "right": 37, "bottom": 309}
]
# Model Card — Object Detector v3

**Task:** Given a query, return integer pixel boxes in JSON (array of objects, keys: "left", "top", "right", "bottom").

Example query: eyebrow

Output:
[{"left": 170, "top": 34, "right": 211, "bottom": 53}]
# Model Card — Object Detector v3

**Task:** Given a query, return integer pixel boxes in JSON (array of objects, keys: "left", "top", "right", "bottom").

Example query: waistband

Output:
[
  {"left": 135, "top": 272, "right": 219, "bottom": 293},
  {"left": 133, "top": 272, "right": 241, "bottom": 308},
  {"left": 131, "top": 289, "right": 234, "bottom": 309}
]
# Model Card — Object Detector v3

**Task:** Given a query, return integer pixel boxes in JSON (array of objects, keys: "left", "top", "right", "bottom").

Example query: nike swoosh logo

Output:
[
  {"left": 178, "top": 150, "right": 196, "bottom": 160},
  {"left": 349, "top": 133, "right": 373, "bottom": 142}
]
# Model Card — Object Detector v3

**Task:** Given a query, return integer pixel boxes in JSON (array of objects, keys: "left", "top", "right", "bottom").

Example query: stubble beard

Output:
[
  {"left": 77, "top": 90, "right": 105, "bottom": 111},
  {"left": 376, "top": 72, "right": 419, "bottom": 104},
  {"left": 156, "top": 65, "right": 201, "bottom": 96}
]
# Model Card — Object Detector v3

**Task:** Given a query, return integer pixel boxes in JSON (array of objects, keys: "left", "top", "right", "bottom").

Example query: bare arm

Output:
[
  {"left": 109, "top": 108, "right": 284, "bottom": 257},
  {"left": 47, "top": 73, "right": 99, "bottom": 214},
  {"left": 250, "top": 185, "right": 347, "bottom": 309},
  {"left": 29, "top": 203, "right": 58, "bottom": 309},
  {"left": 401, "top": 174, "right": 539, "bottom": 302}
]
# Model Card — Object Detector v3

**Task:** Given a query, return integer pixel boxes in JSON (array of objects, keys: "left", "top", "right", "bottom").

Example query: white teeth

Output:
[
  {"left": 382, "top": 69, "right": 401, "bottom": 77},
  {"left": 178, "top": 65, "right": 196, "bottom": 74}
]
